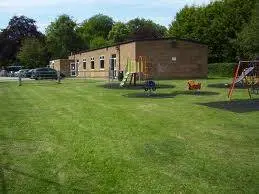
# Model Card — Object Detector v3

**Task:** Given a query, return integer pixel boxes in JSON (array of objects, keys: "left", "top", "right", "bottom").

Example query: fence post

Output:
[
  {"left": 18, "top": 72, "right": 22, "bottom": 86},
  {"left": 57, "top": 71, "right": 61, "bottom": 84}
]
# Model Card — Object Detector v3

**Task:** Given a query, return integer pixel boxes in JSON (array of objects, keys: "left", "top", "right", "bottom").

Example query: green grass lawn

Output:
[{"left": 0, "top": 78, "right": 258, "bottom": 193}]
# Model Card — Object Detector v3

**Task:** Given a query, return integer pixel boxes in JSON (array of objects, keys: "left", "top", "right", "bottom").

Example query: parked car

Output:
[
  {"left": 31, "top": 67, "right": 59, "bottom": 80},
  {"left": 14, "top": 69, "right": 29, "bottom": 77},
  {"left": 25, "top": 69, "right": 34, "bottom": 78}
]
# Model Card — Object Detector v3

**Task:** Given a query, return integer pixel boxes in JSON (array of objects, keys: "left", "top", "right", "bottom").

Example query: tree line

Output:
[{"left": 0, "top": 0, "right": 257, "bottom": 68}]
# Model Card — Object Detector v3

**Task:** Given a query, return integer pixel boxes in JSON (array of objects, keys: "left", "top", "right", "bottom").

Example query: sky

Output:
[{"left": 0, "top": 0, "right": 211, "bottom": 33}]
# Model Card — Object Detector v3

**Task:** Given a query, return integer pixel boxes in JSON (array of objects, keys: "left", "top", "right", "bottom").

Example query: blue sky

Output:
[{"left": 0, "top": 0, "right": 211, "bottom": 33}]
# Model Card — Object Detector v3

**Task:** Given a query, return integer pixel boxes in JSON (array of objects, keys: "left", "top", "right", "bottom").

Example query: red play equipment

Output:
[
  {"left": 228, "top": 60, "right": 259, "bottom": 100},
  {"left": 187, "top": 80, "right": 201, "bottom": 90}
]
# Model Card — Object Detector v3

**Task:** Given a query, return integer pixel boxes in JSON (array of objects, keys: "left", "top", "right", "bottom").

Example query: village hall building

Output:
[{"left": 49, "top": 38, "right": 208, "bottom": 79}]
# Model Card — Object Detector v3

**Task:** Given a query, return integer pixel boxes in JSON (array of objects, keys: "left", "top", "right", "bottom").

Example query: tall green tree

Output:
[
  {"left": 77, "top": 14, "right": 114, "bottom": 48},
  {"left": 0, "top": 16, "right": 42, "bottom": 66},
  {"left": 127, "top": 18, "right": 167, "bottom": 40},
  {"left": 108, "top": 22, "right": 130, "bottom": 43},
  {"left": 236, "top": 0, "right": 259, "bottom": 59},
  {"left": 169, "top": 0, "right": 256, "bottom": 62},
  {"left": 46, "top": 14, "right": 83, "bottom": 59},
  {"left": 17, "top": 38, "right": 49, "bottom": 68},
  {"left": 89, "top": 37, "right": 110, "bottom": 49},
  {"left": 108, "top": 18, "right": 167, "bottom": 44}
]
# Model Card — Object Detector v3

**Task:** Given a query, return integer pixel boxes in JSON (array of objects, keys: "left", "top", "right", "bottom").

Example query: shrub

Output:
[{"left": 208, "top": 63, "right": 236, "bottom": 77}]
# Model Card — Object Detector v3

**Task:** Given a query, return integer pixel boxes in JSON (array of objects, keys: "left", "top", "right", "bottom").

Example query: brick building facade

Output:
[{"left": 50, "top": 38, "right": 208, "bottom": 79}]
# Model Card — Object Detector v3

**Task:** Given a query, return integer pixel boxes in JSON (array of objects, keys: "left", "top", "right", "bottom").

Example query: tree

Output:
[
  {"left": 0, "top": 16, "right": 42, "bottom": 66},
  {"left": 89, "top": 37, "right": 110, "bottom": 49},
  {"left": 108, "top": 22, "right": 130, "bottom": 43},
  {"left": 168, "top": 0, "right": 256, "bottom": 62},
  {"left": 168, "top": 5, "right": 201, "bottom": 39},
  {"left": 77, "top": 14, "right": 114, "bottom": 48},
  {"left": 17, "top": 38, "right": 49, "bottom": 68},
  {"left": 127, "top": 18, "right": 167, "bottom": 40},
  {"left": 46, "top": 14, "right": 83, "bottom": 59},
  {"left": 236, "top": 1, "right": 259, "bottom": 59}
]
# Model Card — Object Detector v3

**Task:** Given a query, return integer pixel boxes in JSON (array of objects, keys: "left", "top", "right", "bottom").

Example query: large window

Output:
[
  {"left": 100, "top": 56, "right": 105, "bottom": 69},
  {"left": 83, "top": 59, "right": 86, "bottom": 70},
  {"left": 91, "top": 57, "right": 94, "bottom": 69}
]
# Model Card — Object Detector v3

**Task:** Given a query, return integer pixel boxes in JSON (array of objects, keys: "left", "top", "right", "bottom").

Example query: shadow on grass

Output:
[
  {"left": 197, "top": 99, "right": 259, "bottom": 113},
  {"left": 99, "top": 82, "right": 175, "bottom": 90},
  {"left": 2, "top": 166, "right": 87, "bottom": 193},
  {"left": 207, "top": 83, "right": 249, "bottom": 89},
  {"left": 123, "top": 91, "right": 219, "bottom": 99},
  {"left": 1, "top": 167, "right": 7, "bottom": 194},
  {"left": 21, "top": 79, "right": 101, "bottom": 86},
  {"left": 137, "top": 138, "right": 186, "bottom": 165}
]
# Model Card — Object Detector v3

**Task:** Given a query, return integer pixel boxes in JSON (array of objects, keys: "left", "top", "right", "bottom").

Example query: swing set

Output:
[{"left": 228, "top": 60, "right": 259, "bottom": 100}]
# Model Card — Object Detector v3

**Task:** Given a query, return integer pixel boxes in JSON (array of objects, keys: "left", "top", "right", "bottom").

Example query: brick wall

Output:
[
  {"left": 136, "top": 39, "right": 208, "bottom": 79},
  {"left": 68, "top": 42, "right": 136, "bottom": 78},
  {"left": 65, "top": 39, "right": 208, "bottom": 79},
  {"left": 50, "top": 59, "right": 73, "bottom": 77}
]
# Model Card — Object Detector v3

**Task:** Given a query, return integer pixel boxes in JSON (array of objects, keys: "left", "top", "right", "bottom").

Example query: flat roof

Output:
[{"left": 71, "top": 37, "right": 207, "bottom": 55}]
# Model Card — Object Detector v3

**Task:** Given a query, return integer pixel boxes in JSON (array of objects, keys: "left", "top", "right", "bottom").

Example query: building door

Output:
[
  {"left": 70, "top": 63, "right": 77, "bottom": 76},
  {"left": 110, "top": 54, "right": 117, "bottom": 79}
]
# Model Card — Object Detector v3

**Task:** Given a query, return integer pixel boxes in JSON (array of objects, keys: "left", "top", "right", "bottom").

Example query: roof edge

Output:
[{"left": 71, "top": 37, "right": 207, "bottom": 56}]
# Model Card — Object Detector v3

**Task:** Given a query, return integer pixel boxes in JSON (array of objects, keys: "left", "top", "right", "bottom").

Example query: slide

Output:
[
  {"left": 234, "top": 66, "right": 255, "bottom": 84},
  {"left": 120, "top": 72, "right": 130, "bottom": 87}
]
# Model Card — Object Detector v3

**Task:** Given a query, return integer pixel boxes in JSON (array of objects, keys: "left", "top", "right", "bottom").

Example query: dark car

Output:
[
  {"left": 25, "top": 69, "right": 34, "bottom": 78},
  {"left": 6, "top": 65, "right": 22, "bottom": 77},
  {"left": 31, "top": 68, "right": 58, "bottom": 80}
]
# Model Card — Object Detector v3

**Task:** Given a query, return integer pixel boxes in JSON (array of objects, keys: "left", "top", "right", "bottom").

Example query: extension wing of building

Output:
[{"left": 49, "top": 38, "right": 208, "bottom": 79}]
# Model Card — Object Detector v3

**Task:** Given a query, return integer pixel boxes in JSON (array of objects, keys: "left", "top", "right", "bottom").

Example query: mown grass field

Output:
[{"left": 0, "top": 78, "right": 258, "bottom": 193}]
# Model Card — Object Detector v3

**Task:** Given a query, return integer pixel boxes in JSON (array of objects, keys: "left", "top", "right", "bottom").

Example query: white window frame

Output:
[
  {"left": 83, "top": 59, "right": 87, "bottom": 70},
  {"left": 99, "top": 55, "right": 105, "bottom": 70},
  {"left": 90, "top": 57, "right": 95, "bottom": 70}
]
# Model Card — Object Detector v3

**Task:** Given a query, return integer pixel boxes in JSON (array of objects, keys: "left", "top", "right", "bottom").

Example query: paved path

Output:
[{"left": 0, "top": 77, "right": 31, "bottom": 82}]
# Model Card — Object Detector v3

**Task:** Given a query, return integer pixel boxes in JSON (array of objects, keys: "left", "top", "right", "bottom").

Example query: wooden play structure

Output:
[
  {"left": 228, "top": 60, "right": 259, "bottom": 100},
  {"left": 120, "top": 56, "right": 153, "bottom": 87}
]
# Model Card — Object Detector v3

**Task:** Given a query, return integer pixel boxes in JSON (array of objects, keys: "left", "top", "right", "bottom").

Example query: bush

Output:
[{"left": 208, "top": 63, "right": 236, "bottom": 77}]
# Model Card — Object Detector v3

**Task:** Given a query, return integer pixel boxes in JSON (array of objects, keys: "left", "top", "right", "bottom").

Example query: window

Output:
[
  {"left": 83, "top": 59, "right": 86, "bottom": 70},
  {"left": 91, "top": 57, "right": 95, "bottom": 69},
  {"left": 99, "top": 56, "right": 105, "bottom": 69}
]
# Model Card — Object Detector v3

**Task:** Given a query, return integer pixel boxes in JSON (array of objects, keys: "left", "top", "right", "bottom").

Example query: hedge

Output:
[{"left": 208, "top": 63, "right": 236, "bottom": 77}]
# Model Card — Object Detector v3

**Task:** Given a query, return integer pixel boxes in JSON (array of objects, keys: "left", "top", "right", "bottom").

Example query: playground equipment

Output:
[
  {"left": 228, "top": 60, "right": 259, "bottom": 100},
  {"left": 187, "top": 80, "right": 201, "bottom": 94},
  {"left": 120, "top": 56, "right": 153, "bottom": 87},
  {"left": 187, "top": 80, "right": 201, "bottom": 90},
  {"left": 144, "top": 80, "right": 157, "bottom": 96}
]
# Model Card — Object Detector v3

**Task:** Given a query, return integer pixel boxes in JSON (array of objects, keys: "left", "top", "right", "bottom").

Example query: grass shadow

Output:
[
  {"left": 175, "top": 91, "right": 219, "bottom": 96},
  {"left": 21, "top": 79, "right": 101, "bottom": 86},
  {"left": 124, "top": 91, "right": 219, "bottom": 99},
  {"left": 207, "top": 83, "right": 249, "bottom": 89},
  {"left": 197, "top": 99, "right": 259, "bottom": 113},
  {"left": 124, "top": 92, "right": 177, "bottom": 98},
  {"left": 99, "top": 82, "right": 175, "bottom": 90},
  {"left": 2, "top": 166, "right": 87, "bottom": 193},
  {"left": 137, "top": 138, "right": 186, "bottom": 165},
  {"left": 1, "top": 167, "right": 7, "bottom": 194}
]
